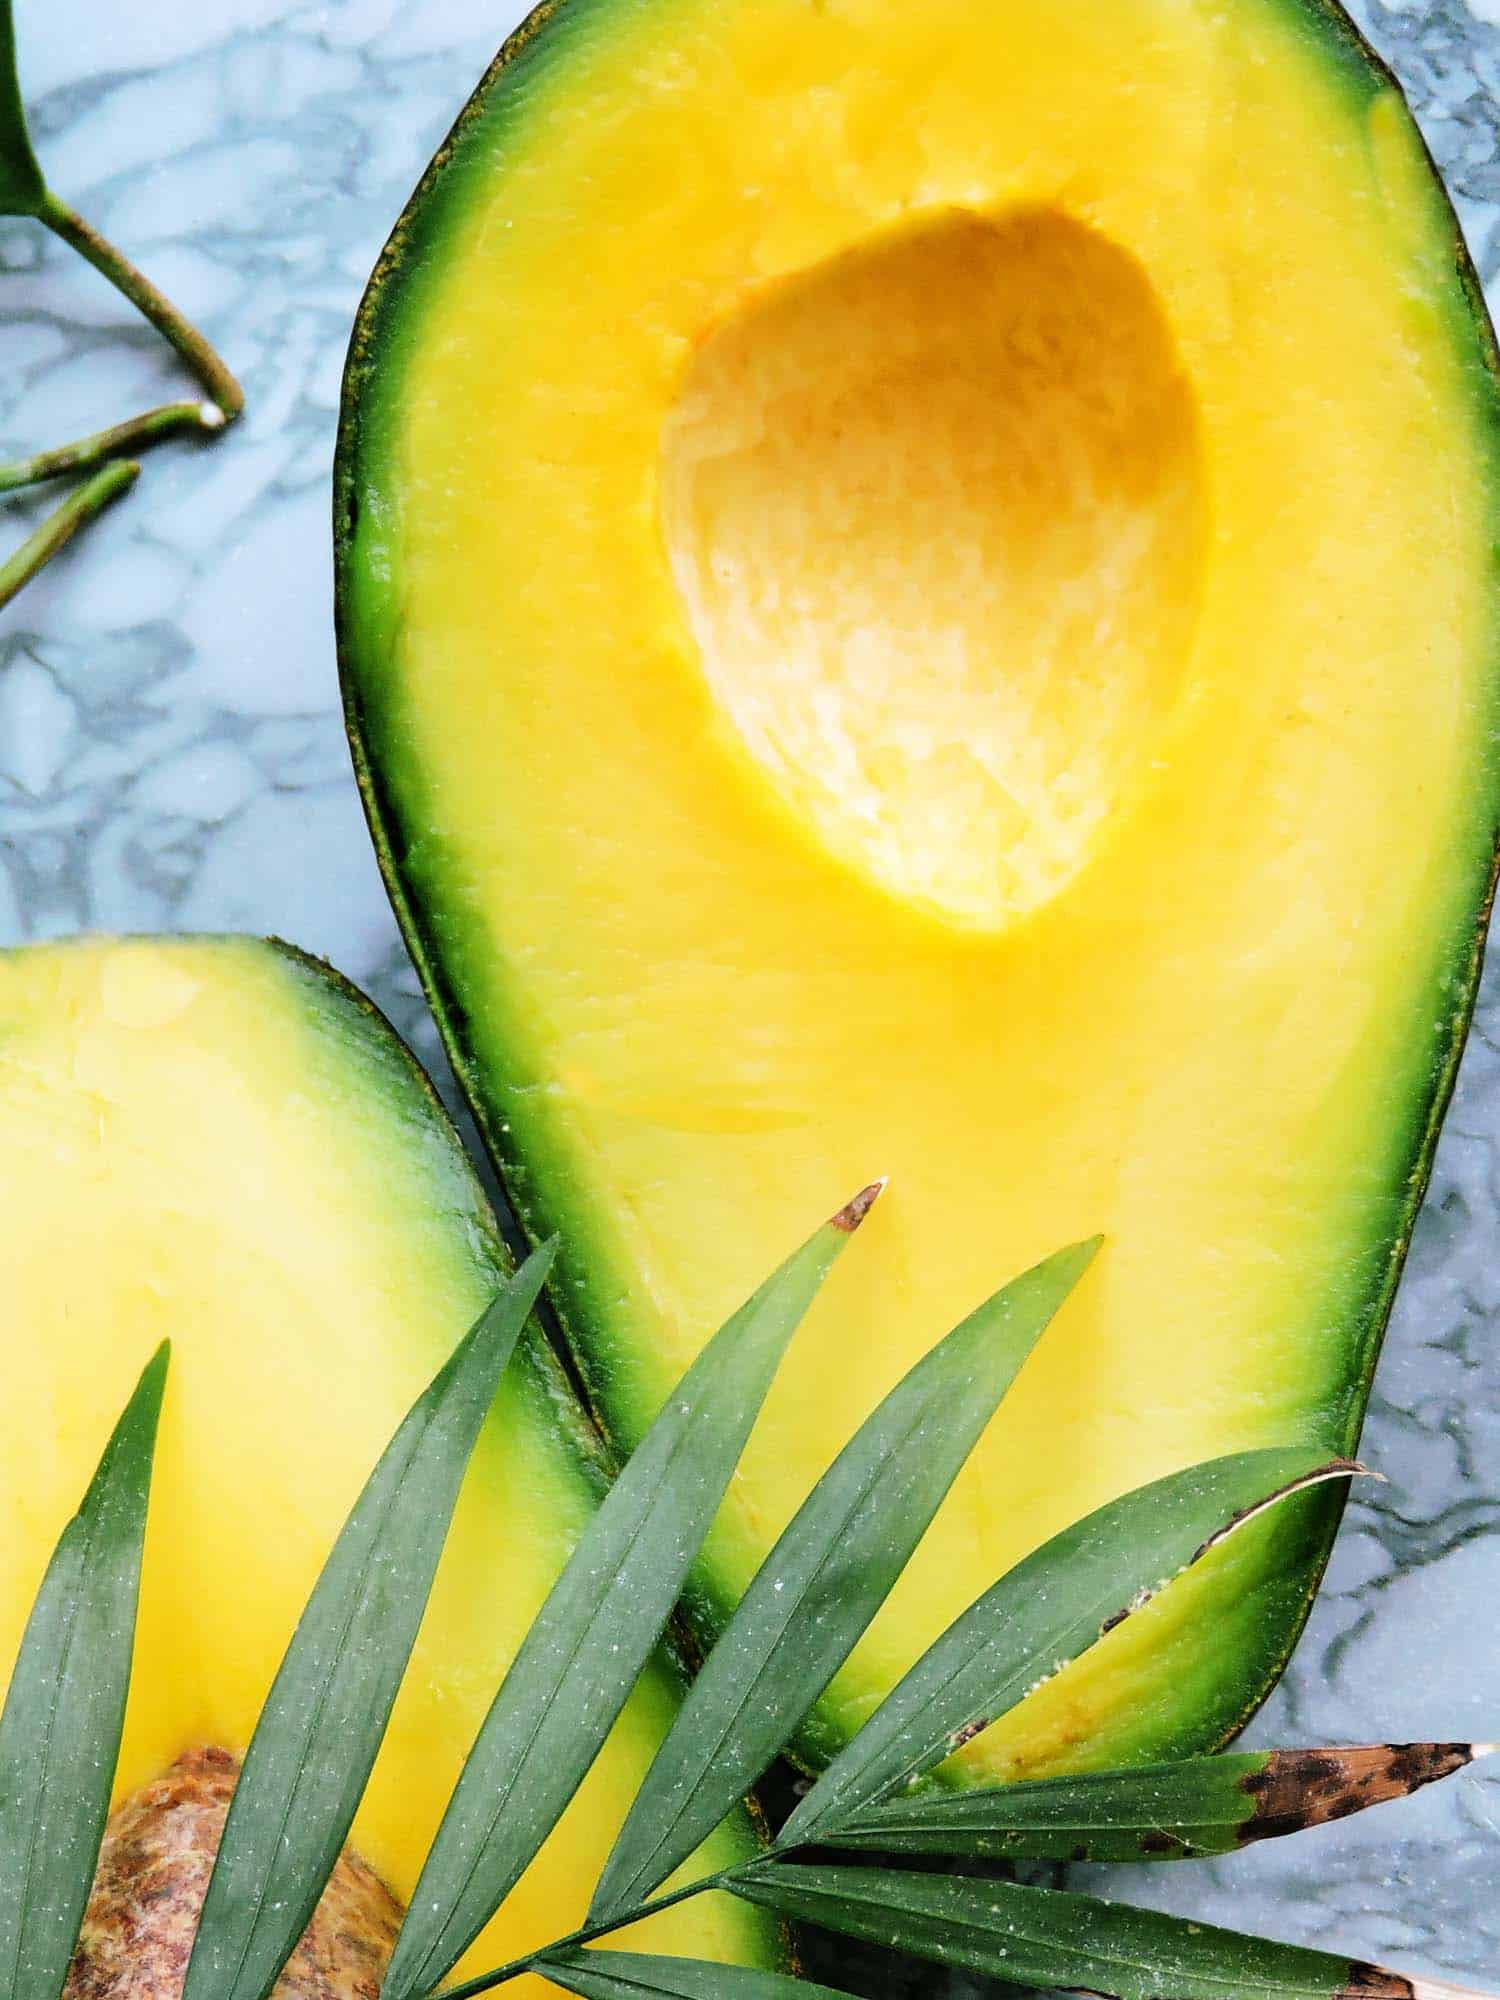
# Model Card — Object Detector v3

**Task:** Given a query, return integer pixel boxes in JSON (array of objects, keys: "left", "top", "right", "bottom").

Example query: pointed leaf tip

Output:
[
  {"left": 385, "top": 1202, "right": 854, "bottom": 2000},
  {"left": 829, "top": 1739, "right": 1493, "bottom": 1865},
  {"left": 181, "top": 1247, "right": 552, "bottom": 2000},
  {"left": 1236, "top": 1743, "right": 1484, "bottom": 1848},
  {"left": 589, "top": 1236, "right": 1093, "bottom": 1921},
  {"left": 829, "top": 1180, "right": 886, "bottom": 1232},
  {"left": 729, "top": 1863, "right": 1495, "bottom": 2000}
]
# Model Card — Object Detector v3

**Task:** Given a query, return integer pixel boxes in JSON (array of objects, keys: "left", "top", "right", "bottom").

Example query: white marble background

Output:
[{"left": 3, "top": 0, "right": 1500, "bottom": 1990}]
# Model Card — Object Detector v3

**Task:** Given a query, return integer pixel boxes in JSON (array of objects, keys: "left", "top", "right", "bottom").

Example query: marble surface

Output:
[{"left": 4, "top": 0, "right": 1500, "bottom": 1991}]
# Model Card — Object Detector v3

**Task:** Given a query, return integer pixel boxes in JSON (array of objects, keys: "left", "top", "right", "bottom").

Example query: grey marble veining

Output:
[{"left": 4, "top": 0, "right": 1500, "bottom": 1990}]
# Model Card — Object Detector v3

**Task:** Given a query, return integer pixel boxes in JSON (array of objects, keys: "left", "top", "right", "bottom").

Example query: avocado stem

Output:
[
  {"left": 0, "top": 400, "right": 218, "bottom": 492},
  {"left": 0, "top": 457, "right": 138, "bottom": 612},
  {"left": 38, "top": 191, "right": 244, "bottom": 423}
]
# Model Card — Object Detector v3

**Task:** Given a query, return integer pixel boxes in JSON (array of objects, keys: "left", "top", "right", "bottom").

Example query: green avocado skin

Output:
[
  {"left": 240, "top": 940, "right": 784, "bottom": 1942},
  {"left": 333, "top": 0, "right": 1500, "bottom": 1778}
]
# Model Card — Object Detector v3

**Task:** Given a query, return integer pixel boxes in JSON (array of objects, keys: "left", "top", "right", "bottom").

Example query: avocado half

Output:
[
  {"left": 0, "top": 938, "right": 773, "bottom": 1990},
  {"left": 335, "top": 0, "right": 1500, "bottom": 1781}
]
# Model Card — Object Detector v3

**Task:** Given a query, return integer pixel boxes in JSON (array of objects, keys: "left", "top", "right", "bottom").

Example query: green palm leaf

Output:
[
  {"left": 589, "top": 1237, "right": 1099, "bottom": 1923},
  {"left": 824, "top": 1741, "right": 1488, "bottom": 1862},
  {"left": 0, "top": 1344, "right": 169, "bottom": 2000},
  {"left": 380, "top": 1187, "right": 883, "bottom": 2000},
  {"left": 729, "top": 1863, "right": 1443, "bottom": 2000},
  {"left": 781, "top": 1447, "right": 1359, "bottom": 1845},
  {"left": 180, "top": 1245, "right": 554, "bottom": 2000}
]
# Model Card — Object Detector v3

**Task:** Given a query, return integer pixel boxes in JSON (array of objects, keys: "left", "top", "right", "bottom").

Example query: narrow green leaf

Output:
[
  {"left": 782, "top": 1447, "right": 1359, "bottom": 1844},
  {"left": 0, "top": 0, "right": 45, "bottom": 216},
  {"left": 381, "top": 1186, "right": 884, "bottom": 2000},
  {"left": 181, "top": 1245, "right": 555, "bottom": 2000},
  {"left": 589, "top": 1238, "right": 1100, "bottom": 1923},
  {"left": 825, "top": 1740, "right": 1487, "bottom": 1862},
  {"left": 538, "top": 1950, "right": 859, "bottom": 2000},
  {"left": 730, "top": 1863, "right": 1392, "bottom": 2000},
  {"left": 0, "top": 1343, "right": 169, "bottom": 2000}
]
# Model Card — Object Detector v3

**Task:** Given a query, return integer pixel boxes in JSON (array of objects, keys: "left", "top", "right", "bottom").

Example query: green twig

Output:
[
  {"left": 0, "top": 400, "right": 218, "bottom": 492},
  {"left": 433, "top": 1823, "right": 823, "bottom": 1996},
  {"left": 0, "top": 457, "right": 138, "bottom": 610},
  {"left": 38, "top": 192, "right": 243, "bottom": 421},
  {"left": 436, "top": 1873, "right": 736, "bottom": 2000}
]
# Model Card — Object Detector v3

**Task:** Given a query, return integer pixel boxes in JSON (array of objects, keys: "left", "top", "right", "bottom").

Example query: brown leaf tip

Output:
[
  {"left": 1340, "top": 1967, "right": 1418, "bottom": 2000},
  {"left": 1242, "top": 1744, "right": 1479, "bottom": 1846},
  {"left": 830, "top": 1178, "right": 887, "bottom": 1233},
  {"left": 1342, "top": 1974, "right": 1499, "bottom": 2000}
]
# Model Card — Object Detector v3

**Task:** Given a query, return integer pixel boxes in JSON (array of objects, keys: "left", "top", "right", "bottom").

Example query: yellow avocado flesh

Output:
[
  {"left": 0, "top": 938, "right": 769, "bottom": 1991},
  {"left": 339, "top": 0, "right": 1500, "bottom": 1773}
]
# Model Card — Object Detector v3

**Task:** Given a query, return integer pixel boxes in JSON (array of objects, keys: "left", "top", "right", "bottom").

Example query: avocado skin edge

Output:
[
  {"left": 253, "top": 938, "right": 790, "bottom": 1956},
  {"left": 331, "top": 0, "right": 1500, "bottom": 1776}
]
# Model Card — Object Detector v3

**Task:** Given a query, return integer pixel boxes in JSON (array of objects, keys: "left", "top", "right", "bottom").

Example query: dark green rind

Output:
[
  {"left": 259, "top": 936, "right": 620, "bottom": 1518},
  {"left": 333, "top": 0, "right": 1500, "bottom": 1779}
]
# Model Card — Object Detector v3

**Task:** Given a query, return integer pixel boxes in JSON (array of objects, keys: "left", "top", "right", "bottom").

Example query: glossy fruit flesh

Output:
[
  {"left": 338, "top": 0, "right": 1500, "bottom": 1776},
  {"left": 0, "top": 938, "right": 771, "bottom": 1993}
]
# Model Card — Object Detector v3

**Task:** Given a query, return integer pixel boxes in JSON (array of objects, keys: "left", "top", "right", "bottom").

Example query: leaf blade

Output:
[
  {"left": 589, "top": 1238, "right": 1100, "bottom": 1922},
  {"left": 381, "top": 1189, "right": 883, "bottom": 2000},
  {"left": 783, "top": 1447, "right": 1360, "bottom": 1844},
  {"left": 825, "top": 1741, "right": 1486, "bottom": 1862},
  {"left": 537, "top": 1950, "right": 859, "bottom": 2000},
  {"left": 0, "top": 1342, "right": 169, "bottom": 2000},
  {"left": 0, "top": 0, "right": 45, "bottom": 216},
  {"left": 181, "top": 1245, "right": 554, "bottom": 2000},
  {"left": 730, "top": 1863, "right": 1396, "bottom": 2000}
]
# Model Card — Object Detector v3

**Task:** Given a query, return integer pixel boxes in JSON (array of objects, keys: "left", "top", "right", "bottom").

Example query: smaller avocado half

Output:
[{"left": 0, "top": 937, "right": 775, "bottom": 1993}]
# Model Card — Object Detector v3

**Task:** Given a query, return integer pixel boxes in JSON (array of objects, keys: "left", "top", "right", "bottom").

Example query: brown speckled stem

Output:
[{"left": 39, "top": 193, "right": 243, "bottom": 423}]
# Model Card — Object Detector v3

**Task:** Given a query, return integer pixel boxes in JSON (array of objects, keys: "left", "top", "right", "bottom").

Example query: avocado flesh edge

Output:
[
  {"left": 0, "top": 935, "right": 776, "bottom": 1986},
  {"left": 334, "top": 0, "right": 1500, "bottom": 1781}
]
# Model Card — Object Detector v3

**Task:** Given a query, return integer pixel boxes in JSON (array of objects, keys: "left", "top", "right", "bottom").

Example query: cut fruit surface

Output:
[
  {"left": 337, "top": 0, "right": 1500, "bottom": 1778},
  {"left": 660, "top": 206, "right": 1206, "bottom": 926},
  {"left": 0, "top": 938, "right": 772, "bottom": 1993}
]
